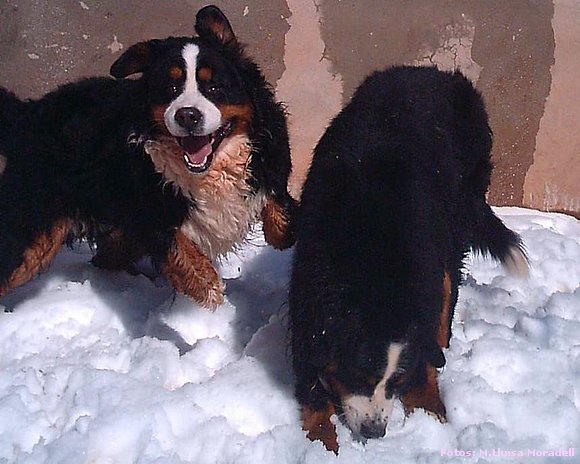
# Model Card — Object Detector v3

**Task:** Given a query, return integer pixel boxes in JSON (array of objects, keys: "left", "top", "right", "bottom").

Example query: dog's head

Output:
[
  {"left": 313, "top": 316, "right": 446, "bottom": 441},
  {"left": 110, "top": 5, "right": 254, "bottom": 175}
]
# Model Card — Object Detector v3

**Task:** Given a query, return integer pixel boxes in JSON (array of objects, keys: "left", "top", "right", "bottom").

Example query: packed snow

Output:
[{"left": 0, "top": 207, "right": 579, "bottom": 463}]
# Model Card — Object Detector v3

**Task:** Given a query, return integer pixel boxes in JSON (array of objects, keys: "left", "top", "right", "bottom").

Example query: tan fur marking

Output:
[
  {"left": 261, "top": 199, "right": 295, "bottom": 250},
  {"left": 437, "top": 272, "right": 452, "bottom": 349},
  {"left": 169, "top": 66, "right": 183, "bottom": 80},
  {"left": 301, "top": 404, "right": 339, "bottom": 454},
  {"left": 162, "top": 229, "right": 224, "bottom": 309},
  {"left": 401, "top": 364, "right": 447, "bottom": 422},
  {"left": 217, "top": 104, "right": 253, "bottom": 135},
  {"left": 0, "top": 219, "right": 72, "bottom": 297},
  {"left": 0, "top": 154, "right": 6, "bottom": 175},
  {"left": 151, "top": 105, "right": 170, "bottom": 134},
  {"left": 145, "top": 135, "right": 268, "bottom": 261},
  {"left": 197, "top": 67, "right": 212, "bottom": 82}
]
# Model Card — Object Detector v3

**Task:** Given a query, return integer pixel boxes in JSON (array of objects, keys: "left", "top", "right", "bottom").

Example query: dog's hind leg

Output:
[
  {"left": 161, "top": 230, "right": 224, "bottom": 309},
  {"left": 0, "top": 218, "right": 72, "bottom": 297}
]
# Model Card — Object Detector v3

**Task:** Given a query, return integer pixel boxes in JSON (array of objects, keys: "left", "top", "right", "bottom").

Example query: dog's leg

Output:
[
  {"left": 401, "top": 271, "right": 452, "bottom": 421},
  {"left": 162, "top": 230, "right": 224, "bottom": 309},
  {"left": 0, "top": 218, "right": 71, "bottom": 297},
  {"left": 295, "top": 362, "right": 340, "bottom": 452},
  {"left": 437, "top": 271, "right": 453, "bottom": 349},
  {"left": 301, "top": 403, "right": 339, "bottom": 453},
  {"left": 401, "top": 364, "right": 447, "bottom": 422},
  {"left": 91, "top": 228, "right": 145, "bottom": 272},
  {"left": 261, "top": 195, "right": 296, "bottom": 250}
]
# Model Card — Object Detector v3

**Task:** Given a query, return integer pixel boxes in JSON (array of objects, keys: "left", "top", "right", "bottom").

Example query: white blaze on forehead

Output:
[
  {"left": 342, "top": 342, "right": 403, "bottom": 436},
  {"left": 164, "top": 43, "right": 222, "bottom": 137}
]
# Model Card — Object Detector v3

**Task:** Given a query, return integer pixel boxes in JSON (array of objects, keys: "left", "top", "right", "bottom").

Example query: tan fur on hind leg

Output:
[
  {"left": 261, "top": 198, "right": 295, "bottom": 250},
  {"left": 0, "top": 218, "right": 72, "bottom": 297},
  {"left": 162, "top": 230, "right": 224, "bottom": 309}
]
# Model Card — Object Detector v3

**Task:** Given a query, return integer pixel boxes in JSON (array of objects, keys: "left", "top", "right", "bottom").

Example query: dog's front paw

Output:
[
  {"left": 401, "top": 365, "right": 447, "bottom": 422},
  {"left": 198, "top": 272, "right": 225, "bottom": 309},
  {"left": 164, "top": 230, "right": 225, "bottom": 310},
  {"left": 301, "top": 403, "right": 339, "bottom": 454}
]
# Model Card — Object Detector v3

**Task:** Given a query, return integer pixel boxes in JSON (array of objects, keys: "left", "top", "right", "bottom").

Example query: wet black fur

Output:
[
  {"left": 289, "top": 66, "right": 526, "bottom": 411},
  {"left": 0, "top": 6, "right": 293, "bottom": 292}
]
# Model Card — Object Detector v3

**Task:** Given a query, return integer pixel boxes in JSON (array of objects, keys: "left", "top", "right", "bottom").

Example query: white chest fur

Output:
[{"left": 145, "top": 135, "right": 267, "bottom": 261}]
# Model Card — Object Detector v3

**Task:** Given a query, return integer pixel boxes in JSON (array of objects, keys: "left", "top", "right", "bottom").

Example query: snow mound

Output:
[{"left": 0, "top": 208, "right": 579, "bottom": 463}]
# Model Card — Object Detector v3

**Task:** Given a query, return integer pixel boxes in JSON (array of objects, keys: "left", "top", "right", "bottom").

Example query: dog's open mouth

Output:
[{"left": 177, "top": 121, "right": 233, "bottom": 174}]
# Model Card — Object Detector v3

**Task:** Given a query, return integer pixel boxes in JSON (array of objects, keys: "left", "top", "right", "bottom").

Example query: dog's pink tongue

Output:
[{"left": 181, "top": 135, "right": 212, "bottom": 164}]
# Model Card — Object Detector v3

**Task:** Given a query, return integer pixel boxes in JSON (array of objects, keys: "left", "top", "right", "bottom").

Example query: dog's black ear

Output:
[
  {"left": 195, "top": 5, "right": 236, "bottom": 46},
  {"left": 110, "top": 41, "right": 156, "bottom": 78}
]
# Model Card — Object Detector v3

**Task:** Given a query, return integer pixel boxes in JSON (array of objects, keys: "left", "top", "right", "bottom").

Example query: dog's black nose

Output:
[
  {"left": 175, "top": 107, "right": 203, "bottom": 132},
  {"left": 359, "top": 421, "right": 387, "bottom": 440}
]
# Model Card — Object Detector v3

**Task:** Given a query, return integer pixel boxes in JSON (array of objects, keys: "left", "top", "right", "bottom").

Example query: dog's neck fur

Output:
[{"left": 144, "top": 135, "right": 267, "bottom": 261}]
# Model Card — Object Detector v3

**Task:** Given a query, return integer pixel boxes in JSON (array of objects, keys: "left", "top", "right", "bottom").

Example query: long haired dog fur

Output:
[
  {"left": 0, "top": 6, "right": 296, "bottom": 308},
  {"left": 289, "top": 66, "right": 529, "bottom": 452}
]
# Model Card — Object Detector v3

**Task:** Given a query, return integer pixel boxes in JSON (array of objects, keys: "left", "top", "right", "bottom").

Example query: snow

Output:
[{"left": 0, "top": 207, "right": 579, "bottom": 463}]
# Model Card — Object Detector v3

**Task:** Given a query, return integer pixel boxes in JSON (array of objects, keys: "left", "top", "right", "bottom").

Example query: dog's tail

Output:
[{"left": 470, "top": 202, "right": 529, "bottom": 278}]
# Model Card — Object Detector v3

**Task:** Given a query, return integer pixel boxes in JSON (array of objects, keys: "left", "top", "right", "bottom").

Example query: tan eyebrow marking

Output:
[
  {"left": 197, "top": 67, "right": 212, "bottom": 82},
  {"left": 169, "top": 66, "right": 183, "bottom": 80}
]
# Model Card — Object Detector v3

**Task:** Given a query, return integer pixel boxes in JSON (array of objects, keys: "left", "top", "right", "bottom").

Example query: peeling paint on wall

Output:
[
  {"left": 413, "top": 18, "right": 482, "bottom": 83},
  {"left": 276, "top": 0, "right": 343, "bottom": 196},
  {"left": 107, "top": 35, "right": 123, "bottom": 54}
]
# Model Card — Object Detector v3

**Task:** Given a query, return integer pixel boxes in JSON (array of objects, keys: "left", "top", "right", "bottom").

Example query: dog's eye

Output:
[
  {"left": 169, "top": 85, "right": 180, "bottom": 96},
  {"left": 207, "top": 84, "right": 222, "bottom": 94},
  {"left": 385, "top": 372, "right": 407, "bottom": 398}
]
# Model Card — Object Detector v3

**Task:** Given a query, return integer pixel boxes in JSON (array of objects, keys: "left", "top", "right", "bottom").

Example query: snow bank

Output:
[{"left": 0, "top": 208, "right": 578, "bottom": 463}]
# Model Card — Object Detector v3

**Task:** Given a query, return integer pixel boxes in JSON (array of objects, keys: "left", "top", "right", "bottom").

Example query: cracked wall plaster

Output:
[
  {"left": 0, "top": 0, "right": 578, "bottom": 215},
  {"left": 275, "top": 0, "right": 343, "bottom": 195}
]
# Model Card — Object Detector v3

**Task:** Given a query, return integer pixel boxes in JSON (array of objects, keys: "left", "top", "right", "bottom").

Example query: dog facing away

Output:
[
  {"left": 0, "top": 6, "right": 296, "bottom": 308},
  {"left": 289, "top": 66, "right": 529, "bottom": 452}
]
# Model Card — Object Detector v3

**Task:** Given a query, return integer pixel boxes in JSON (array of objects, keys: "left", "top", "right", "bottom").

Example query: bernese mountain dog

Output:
[
  {"left": 0, "top": 5, "right": 296, "bottom": 308},
  {"left": 289, "top": 66, "right": 529, "bottom": 452}
]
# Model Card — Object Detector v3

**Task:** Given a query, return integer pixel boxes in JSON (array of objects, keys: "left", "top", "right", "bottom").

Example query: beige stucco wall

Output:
[
  {"left": 1, "top": 0, "right": 578, "bottom": 215},
  {"left": 523, "top": 0, "right": 580, "bottom": 217}
]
